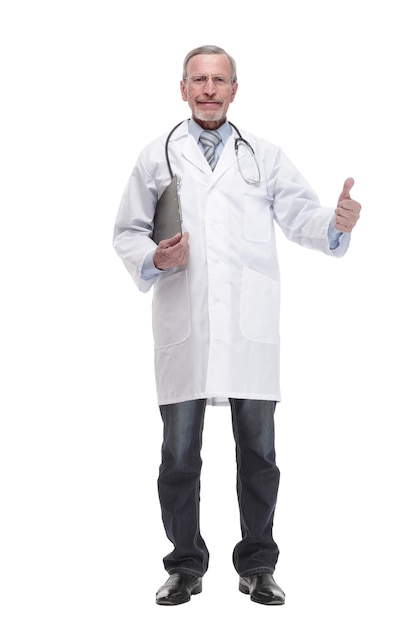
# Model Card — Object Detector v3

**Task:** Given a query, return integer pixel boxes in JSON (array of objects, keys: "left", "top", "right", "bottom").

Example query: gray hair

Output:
[{"left": 182, "top": 45, "right": 237, "bottom": 82}]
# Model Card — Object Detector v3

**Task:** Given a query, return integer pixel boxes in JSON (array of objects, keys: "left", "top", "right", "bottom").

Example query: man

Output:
[{"left": 113, "top": 45, "right": 361, "bottom": 606}]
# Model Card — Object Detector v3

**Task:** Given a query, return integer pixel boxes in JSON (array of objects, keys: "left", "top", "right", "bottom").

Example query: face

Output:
[{"left": 180, "top": 54, "right": 238, "bottom": 130}]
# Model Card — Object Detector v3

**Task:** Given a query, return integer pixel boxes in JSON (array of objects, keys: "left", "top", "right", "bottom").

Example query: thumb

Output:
[
  {"left": 158, "top": 232, "right": 182, "bottom": 248},
  {"left": 338, "top": 177, "right": 355, "bottom": 203}
]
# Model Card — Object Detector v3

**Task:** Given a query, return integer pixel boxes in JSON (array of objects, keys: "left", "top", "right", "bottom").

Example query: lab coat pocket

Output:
[
  {"left": 240, "top": 267, "right": 280, "bottom": 345},
  {"left": 243, "top": 195, "right": 272, "bottom": 242},
  {"left": 152, "top": 270, "right": 191, "bottom": 349}
]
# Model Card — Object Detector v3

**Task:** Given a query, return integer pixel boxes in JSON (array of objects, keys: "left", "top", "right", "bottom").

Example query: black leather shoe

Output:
[
  {"left": 156, "top": 573, "right": 202, "bottom": 605},
  {"left": 239, "top": 573, "right": 285, "bottom": 605}
]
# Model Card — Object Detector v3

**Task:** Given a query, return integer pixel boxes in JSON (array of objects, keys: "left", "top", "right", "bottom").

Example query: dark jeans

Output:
[{"left": 157, "top": 398, "right": 280, "bottom": 577}]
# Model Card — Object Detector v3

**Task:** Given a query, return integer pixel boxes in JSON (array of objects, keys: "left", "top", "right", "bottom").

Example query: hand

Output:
[
  {"left": 153, "top": 232, "right": 190, "bottom": 270},
  {"left": 335, "top": 178, "right": 361, "bottom": 233}
]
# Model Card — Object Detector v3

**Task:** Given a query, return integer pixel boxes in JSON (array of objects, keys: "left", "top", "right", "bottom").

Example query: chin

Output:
[{"left": 194, "top": 106, "right": 225, "bottom": 123}]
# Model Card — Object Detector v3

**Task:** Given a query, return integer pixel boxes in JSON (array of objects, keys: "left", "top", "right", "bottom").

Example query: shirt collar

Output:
[{"left": 188, "top": 118, "right": 232, "bottom": 145}]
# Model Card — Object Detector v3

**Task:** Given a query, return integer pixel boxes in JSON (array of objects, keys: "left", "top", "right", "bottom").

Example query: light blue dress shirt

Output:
[{"left": 189, "top": 117, "right": 231, "bottom": 161}]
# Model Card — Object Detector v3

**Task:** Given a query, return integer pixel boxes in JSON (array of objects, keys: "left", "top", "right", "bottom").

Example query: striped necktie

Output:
[{"left": 200, "top": 130, "right": 221, "bottom": 169}]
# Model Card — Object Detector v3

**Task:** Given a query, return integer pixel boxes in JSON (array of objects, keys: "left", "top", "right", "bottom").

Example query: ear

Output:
[
  {"left": 230, "top": 81, "right": 238, "bottom": 103},
  {"left": 180, "top": 80, "right": 188, "bottom": 102}
]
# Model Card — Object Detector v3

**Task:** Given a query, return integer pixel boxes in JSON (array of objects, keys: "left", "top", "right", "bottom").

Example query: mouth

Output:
[{"left": 197, "top": 101, "right": 221, "bottom": 106}]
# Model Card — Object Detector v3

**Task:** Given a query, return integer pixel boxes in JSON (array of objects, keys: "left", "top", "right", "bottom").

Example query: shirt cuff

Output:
[
  {"left": 141, "top": 249, "right": 165, "bottom": 280},
  {"left": 328, "top": 215, "right": 344, "bottom": 250}
]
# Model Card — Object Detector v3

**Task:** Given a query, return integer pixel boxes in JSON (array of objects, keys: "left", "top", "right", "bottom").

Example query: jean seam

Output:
[
  {"left": 192, "top": 400, "right": 209, "bottom": 573},
  {"left": 239, "top": 567, "right": 275, "bottom": 577},
  {"left": 168, "top": 567, "right": 204, "bottom": 577},
  {"left": 230, "top": 398, "right": 243, "bottom": 574}
]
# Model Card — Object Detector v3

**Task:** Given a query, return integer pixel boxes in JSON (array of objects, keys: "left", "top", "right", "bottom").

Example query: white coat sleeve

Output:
[
  {"left": 271, "top": 148, "right": 350, "bottom": 258},
  {"left": 113, "top": 156, "right": 159, "bottom": 293}
]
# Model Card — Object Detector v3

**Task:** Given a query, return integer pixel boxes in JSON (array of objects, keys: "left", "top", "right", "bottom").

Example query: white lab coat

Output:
[{"left": 113, "top": 121, "right": 349, "bottom": 406}]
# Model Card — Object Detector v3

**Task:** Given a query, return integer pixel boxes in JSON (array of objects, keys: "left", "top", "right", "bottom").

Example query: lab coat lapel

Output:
[
  {"left": 182, "top": 135, "right": 211, "bottom": 176},
  {"left": 177, "top": 128, "right": 236, "bottom": 180},
  {"left": 212, "top": 134, "right": 236, "bottom": 181}
]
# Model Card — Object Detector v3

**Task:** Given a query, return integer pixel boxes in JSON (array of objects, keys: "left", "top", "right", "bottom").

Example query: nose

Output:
[{"left": 203, "top": 77, "right": 216, "bottom": 96}]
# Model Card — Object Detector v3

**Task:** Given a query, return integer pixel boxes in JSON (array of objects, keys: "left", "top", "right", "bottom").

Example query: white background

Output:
[{"left": 1, "top": 0, "right": 416, "bottom": 624}]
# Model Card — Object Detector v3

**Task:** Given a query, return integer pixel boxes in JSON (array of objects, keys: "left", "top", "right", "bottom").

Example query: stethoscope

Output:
[{"left": 164, "top": 120, "right": 261, "bottom": 185}]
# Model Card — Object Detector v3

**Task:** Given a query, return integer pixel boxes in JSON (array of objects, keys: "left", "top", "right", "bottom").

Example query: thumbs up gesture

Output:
[{"left": 335, "top": 178, "right": 361, "bottom": 233}]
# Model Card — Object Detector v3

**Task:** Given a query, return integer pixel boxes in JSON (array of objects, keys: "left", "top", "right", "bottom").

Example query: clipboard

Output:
[{"left": 152, "top": 175, "right": 183, "bottom": 244}]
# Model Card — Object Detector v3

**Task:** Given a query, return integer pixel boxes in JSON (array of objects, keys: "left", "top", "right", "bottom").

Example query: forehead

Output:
[{"left": 186, "top": 54, "right": 232, "bottom": 76}]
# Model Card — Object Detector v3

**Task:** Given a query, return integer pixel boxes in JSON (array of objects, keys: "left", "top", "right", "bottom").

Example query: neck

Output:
[{"left": 193, "top": 116, "right": 226, "bottom": 131}]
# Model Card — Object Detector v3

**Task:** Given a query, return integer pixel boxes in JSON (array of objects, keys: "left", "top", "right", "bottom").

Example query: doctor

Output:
[{"left": 113, "top": 45, "right": 361, "bottom": 606}]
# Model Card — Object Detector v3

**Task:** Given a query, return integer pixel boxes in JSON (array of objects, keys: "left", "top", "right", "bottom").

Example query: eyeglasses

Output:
[{"left": 184, "top": 75, "right": 234, "bottom": 88}]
